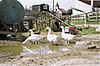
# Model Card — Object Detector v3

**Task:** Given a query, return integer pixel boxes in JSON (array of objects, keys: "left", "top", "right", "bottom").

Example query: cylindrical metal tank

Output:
[{"left": 0, "top": 0, "right": 25, "bottom": 25}]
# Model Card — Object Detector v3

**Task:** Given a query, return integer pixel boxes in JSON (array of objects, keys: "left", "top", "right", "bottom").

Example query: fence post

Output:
[
  {"left": 84, "top": 13, "right": 88, "bottom": 25},
  {"left": 77, "top": 15, "right": 79, "bottom": 22},
  {"left": 96, "top": 11, "right": 99, "bottom": 22}
]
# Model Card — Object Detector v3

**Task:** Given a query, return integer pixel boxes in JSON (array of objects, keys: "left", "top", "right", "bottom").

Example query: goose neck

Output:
[
  {"left": 30, "top": 31, "right": 34, "bottom": 35},
  {"left": 47, "top": 28, "right": 51, "bottom": 35},
  {"left": 61, "top": 27, "right": 65, "bottom": 34}
]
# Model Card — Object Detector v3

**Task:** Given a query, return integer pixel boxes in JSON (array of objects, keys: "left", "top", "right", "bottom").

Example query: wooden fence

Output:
[{"left": 72, "top": 11, "right": 100, "bottom": 22}]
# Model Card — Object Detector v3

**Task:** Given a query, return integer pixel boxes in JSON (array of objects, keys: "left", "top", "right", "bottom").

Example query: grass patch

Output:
[
  {"left": 72, "top": 21, "right": 100, "bottom": 24},
  {"left": 78, "top": 27, "right": 100, "bottom": 35}
]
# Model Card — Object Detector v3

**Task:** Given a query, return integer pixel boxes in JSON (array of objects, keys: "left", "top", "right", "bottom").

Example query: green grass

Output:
[
  {"left": 78, "top": 27, "right": 100, "bottom": 35},
  {"left": 72, "top": 21, "right": 100, "bottom": 24},
  {"left": 71, "top": 20, "right": 100, "bottom": 34}
]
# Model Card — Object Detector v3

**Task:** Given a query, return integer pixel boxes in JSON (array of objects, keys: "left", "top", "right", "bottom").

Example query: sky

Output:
[
  {"left": 0, "top": 0, "right": 92, "bottom": 15},
  {"left": 18, "top": 0, "right": 76, "bottom": 10},
  {"left": 0, "top": 0, "right": 76, "bottom": 10}
]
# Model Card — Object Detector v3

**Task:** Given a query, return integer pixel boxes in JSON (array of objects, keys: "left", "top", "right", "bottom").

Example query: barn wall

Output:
[{"left": 73, "top": 0, "right": 92, "bottom": 15}]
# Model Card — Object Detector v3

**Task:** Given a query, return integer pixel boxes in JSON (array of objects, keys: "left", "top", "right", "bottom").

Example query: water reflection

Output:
[
  {"left": 21, "top": 43, "right": 70, "bottom": 56},
  {"left": 0, "top": 41, "right": 73, "bottom": 58},
  {"left": 74, "top": 41, "right": 91, "bottom": 49},
  {"left": 59, "top": 46, "right": 69, "bottom": 51},
  {"left": 0, "top": 40, "right": 98, "bottom": 58}
]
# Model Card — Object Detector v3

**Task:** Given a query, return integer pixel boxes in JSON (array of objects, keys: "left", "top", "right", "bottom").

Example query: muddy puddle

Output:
[
  {"left": 0, "top": 40, "right": 73, "bottom": 58},
  {"left": 0, "top": 37, "right": 100, "bottom": 58},
  {"left": 21, "top": 44, "right": 70, "bottom": 56}
]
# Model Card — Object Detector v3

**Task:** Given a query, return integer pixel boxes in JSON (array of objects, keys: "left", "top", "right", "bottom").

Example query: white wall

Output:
[{"left": 73, "top": 0, "right": 92, "bottom": 15}]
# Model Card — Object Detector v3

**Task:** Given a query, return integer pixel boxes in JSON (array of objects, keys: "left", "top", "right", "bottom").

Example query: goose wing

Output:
[
  {"left": 62, "top": 33, "right": 75, "bottom": 40},
  {"left": 47, "top": 34, "right": 58, "bottom": 41},
  {"left": 34, "top": 35, "right": 46, "bottom": 40},
  {"left": 22, "top": 35, "right": 40, "bottom": 44},
  {"left": 22, "top": 36, "right": 35, "bottom": 44}
]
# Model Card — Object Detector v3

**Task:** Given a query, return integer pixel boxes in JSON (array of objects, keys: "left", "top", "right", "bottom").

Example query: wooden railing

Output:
[{"left": 72, "top": 11, "right": 100, "bottom": 22}]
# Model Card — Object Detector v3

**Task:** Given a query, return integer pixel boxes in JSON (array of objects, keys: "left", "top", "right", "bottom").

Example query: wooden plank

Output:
[{"left": 0, "top": 31, "right": 22, "bottom": 35}]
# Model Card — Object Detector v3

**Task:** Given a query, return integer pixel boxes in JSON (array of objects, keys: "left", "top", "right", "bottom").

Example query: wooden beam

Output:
[{"left": 0, "top": 31, "right": 22, "bottom": 35}]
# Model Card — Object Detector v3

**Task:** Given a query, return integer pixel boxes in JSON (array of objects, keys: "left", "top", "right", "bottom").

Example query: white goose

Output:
[
  {"left": 60, "top": 26, "right": 76, "bottom": 44},
  {"left": 46, "top": 27, "right": 59, "bottom": 44},
  {"left": 22, "top": 29, "right": 46, "bottom": 44},
  {"left": 29, "top": 29, "right": 34, "bottom": 36}
]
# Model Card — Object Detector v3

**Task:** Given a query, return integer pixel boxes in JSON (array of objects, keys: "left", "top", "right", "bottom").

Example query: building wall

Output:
[{"left": 73, "top": 0, "right": 92, "bottom": 15}]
